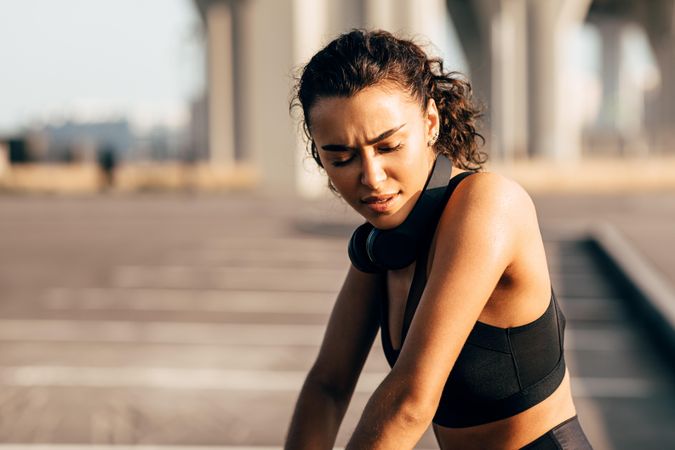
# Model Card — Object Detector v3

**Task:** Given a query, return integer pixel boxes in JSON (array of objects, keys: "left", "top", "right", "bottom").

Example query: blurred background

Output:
[
  {"left": 1, "top": 0, "right": 674, "bottom": 449},
  {"left": 1, "top": 0, "right": 674, "bottom": 194}
]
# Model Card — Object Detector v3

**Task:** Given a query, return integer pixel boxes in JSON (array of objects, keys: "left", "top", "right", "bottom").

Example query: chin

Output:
[{"left": 363, "top": 209, "right": 407, "bottom": 230}]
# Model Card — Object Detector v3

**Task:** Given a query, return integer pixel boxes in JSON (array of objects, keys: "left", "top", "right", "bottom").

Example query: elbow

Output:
[
  {"left": 382, "top": 376, "right": 438, "bottom": 427},
  {"left": 397, "top": 394, "right": 437, "bottom": 427},
  {"left": 304, "top": 368, "right": 352, "bottom": 405}
]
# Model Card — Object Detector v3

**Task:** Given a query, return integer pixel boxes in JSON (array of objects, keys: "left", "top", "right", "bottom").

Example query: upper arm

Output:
[
  {"left": 390, "top": 173, "right": 534, "bottom": 412},
  {"left": 306, "top": 264, "right": 382, "bottom": 399}
]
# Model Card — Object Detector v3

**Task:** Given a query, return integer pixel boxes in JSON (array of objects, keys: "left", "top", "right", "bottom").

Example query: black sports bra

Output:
[{"left": 379, "top": 172, "right": 567, "bottom": 428}]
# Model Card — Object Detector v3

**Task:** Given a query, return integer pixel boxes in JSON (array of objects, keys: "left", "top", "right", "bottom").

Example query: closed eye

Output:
[
  {"left": 331, "top": 155, "right": 354, "bottom": 167},
  {"left": 378, "top": 143, "right": 401, "bottom": 152}
]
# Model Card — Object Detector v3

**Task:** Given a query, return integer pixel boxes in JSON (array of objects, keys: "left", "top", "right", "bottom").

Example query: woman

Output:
[{"left": 284, "top": 29, "right": 592, "bottom": 449}]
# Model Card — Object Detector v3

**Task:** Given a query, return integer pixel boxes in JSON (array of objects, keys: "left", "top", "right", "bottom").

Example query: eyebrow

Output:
[{"left": 321, "top": 123, "right": 406, "bottom": 152}]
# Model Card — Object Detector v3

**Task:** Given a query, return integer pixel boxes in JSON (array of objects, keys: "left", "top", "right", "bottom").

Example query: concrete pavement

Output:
[{"left": 0, "top": 192, "right": 674, "bottom": 449}]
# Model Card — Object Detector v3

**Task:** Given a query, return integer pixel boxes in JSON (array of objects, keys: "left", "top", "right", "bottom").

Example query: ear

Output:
[{"left": 425, "top": 98, "right": 440, "bottom": 140}]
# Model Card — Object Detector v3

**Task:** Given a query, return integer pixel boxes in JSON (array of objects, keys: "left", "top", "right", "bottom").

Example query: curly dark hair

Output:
[{"left": 290, "top": 29, "right": 486, "bottom": 171}]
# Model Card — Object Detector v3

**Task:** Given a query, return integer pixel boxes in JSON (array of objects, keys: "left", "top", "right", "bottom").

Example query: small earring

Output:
[{"left": 427, "top": 131, "right": 439, "bottom": 147}]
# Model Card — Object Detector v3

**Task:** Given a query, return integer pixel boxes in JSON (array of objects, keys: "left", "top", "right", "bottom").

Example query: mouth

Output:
[{"left": 361, "top": 192, "right": 400, "bottom": 213}]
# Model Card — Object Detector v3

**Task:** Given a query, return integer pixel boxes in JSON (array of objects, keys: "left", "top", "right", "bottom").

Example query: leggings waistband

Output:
[{"left": 520, "top": 415, "right": 593, "bottom": 450}]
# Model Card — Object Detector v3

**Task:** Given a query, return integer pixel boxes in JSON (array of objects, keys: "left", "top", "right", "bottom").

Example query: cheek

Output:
[
  {"left": 323, "top": 166, "right": 357, "bottom": 193},
  {"left": 399, "top": 150, "right": 435, "bottom": 188},
  {"left": 400, "top": 140, "right": 433, "bottom": 168}
]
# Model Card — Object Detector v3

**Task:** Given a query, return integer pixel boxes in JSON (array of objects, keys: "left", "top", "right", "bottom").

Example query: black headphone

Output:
[{"left": 348, "top": 155, "right": 460, "bottom": 273}]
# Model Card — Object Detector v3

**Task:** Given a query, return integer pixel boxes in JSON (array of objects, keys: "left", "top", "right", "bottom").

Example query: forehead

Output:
[{"left": 308, "top": 84, "right": 421, "bottom": 141}]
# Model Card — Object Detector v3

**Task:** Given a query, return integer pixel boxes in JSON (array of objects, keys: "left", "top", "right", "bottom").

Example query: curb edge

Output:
[{"left": 588, "top": 221, "right": 675, "bottom": 360}]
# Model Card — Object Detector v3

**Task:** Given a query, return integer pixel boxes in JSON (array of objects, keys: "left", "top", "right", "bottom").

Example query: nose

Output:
[{"left": 360, "top": 153, "right": 387, "bottom": 189}]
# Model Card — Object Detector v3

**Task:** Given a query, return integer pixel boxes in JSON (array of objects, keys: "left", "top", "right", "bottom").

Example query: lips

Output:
[{"left": 361, "top": 192, "right": 400, "bottom": 213}]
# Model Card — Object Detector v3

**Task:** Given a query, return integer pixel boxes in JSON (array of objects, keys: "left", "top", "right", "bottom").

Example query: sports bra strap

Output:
[{"left": 400, "top": 170, "right": 476, "bottom": 344}]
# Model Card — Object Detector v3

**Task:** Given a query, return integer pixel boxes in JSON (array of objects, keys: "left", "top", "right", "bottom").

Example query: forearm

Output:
[
  {"left": 346, "top": 378, "right": 432, "bottom": 449},
  {"left": 284, "top": 378, "right": 351, "bottom": 450}
]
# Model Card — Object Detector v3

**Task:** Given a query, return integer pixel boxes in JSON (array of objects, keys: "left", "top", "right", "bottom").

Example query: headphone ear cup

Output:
[
  {"left": 348, "top": 223, "right": 383, "bottom": 273},
  {"left": 368, "top": 228, "right": 417, "bottom": 270}
]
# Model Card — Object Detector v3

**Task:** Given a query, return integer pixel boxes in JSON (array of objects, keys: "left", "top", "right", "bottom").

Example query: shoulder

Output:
[
  {"left": 436, "top": 171, "right": 537, "bottom": 252},
  {"left": 446, "top": 171, "right": 536, "bottom": 223},
  {"left": 452, "top": 171, "right": 533, "bottom": 208}
]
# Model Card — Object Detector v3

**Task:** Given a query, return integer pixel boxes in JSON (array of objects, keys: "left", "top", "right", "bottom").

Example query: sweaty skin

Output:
[
  {"left": 386, "top": 175, "right": 577, "bottom": 449},
  {"left": 285, "top": 83, "right": 577, "bottom": 449},
  {"left": 310, "top": 83, "right": 437, "bottom": 231}
]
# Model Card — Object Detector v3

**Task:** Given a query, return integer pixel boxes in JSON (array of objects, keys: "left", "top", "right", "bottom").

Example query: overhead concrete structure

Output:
[
  {"left": 448, "top": 0, "right": 675, "bottom": 162},
  {"left": 364, "top": 0, "right": 449, "bottom": 54},
  {"left": 491, "top": 0, "right": 529, "bottom": 162},
  {"left": 204, "top": 0, "right": 236, "bottom": 166},
  {"left": 194, "top": 0, "right": 675, "bottom": 195},
  {"left": 448, "top": 0, "right": 593, "bottom": 163},
  {"left": 528, "top": 0, "right": 593, "bottom": 163},
  {"left": 195, "top": 0, "right": 301, "bottom": 194},
  {"left": 587, "top": 0, "right": 675, "bottom": 154},
  {"left": 193, "top": 0, "right": 454, "bottom": 196}
]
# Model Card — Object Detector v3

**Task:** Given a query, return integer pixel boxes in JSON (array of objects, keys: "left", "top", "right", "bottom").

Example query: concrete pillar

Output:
[
  {"left": 364, "top": 0, "right": 396, "bottom": 30},
  {"left": 448, "top": 0, "right": 530, "bottom": 161},
  {"left": 490, "top": 0, "right": 528, "bottom": 162},
  {"left": 235, "top": 0, "right": 298, "bottom": 194},
  {"left": 364, "top": 0, "right": 450, "bottom": 57},
  {"left": 649, "top": 42, "right": 675, "bottom": 153},
  {"left": 558, "top": 0, "right": 594, "bottom": 161},
  {"left": 326, "top": 0, "right": 363, "bottom": 36},
  {"left": 206, "top": 1, "right": 236, "bottom": 165},
  {"left": 526, "top": 0, "right": 591, "bottom": 162},
  {"left": 446, "top": 0, "right": 494, "bottom": 151},
  {"left": 594, "top": 19, "right": 649, "bottom": 156},
  {"left": 230, "top": 0, "right": 249, "bottom": 162},
  {"left": 641, "top": 0, "right": 675, "bottom": 154},
  {"left": 596, "top": 19, "right": 623, "bottom": 131},
  {"left": 401, "top": 0, "right": 450, "bottom": 56},
  {"left": 526, "top": 0, "right": 557, "bottom": 159},
  {"left": 293, "top": 0, "right": 331, "bottom": 196}
]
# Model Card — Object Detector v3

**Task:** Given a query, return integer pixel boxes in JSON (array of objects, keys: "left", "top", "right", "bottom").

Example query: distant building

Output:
[
  {"left": 0, "top": 134, "right": 41, "bottom": 164},
  {"left": 43, "top": 119, "right": 134, "bottom": 163}
]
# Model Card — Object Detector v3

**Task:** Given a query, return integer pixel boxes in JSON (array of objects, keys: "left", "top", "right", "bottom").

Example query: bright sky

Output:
[
  {"left": 0, "top": 1, "right": 658, "bottom": 137},
  {"left": 0, "top": 0, "right": 202, "bottom": 134}
]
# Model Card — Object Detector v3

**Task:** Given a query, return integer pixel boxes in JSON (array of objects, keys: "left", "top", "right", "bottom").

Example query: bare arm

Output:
[
  {"left": 346, "top": 174, "right": 532, "bottom": 449},
  {"left": 284, "top": 265, "right": 382, "bottom": 449}
]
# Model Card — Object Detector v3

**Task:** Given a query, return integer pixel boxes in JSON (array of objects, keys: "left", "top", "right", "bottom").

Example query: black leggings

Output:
[{"left": 520, "top": 416, "right": 593, "bottom": 449}]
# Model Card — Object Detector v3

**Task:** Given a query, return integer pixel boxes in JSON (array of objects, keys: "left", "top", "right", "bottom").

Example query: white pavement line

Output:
[
  {"left": 0, "top": 320, "right": 637, "bottom": 351},
  {"left": 42, "top": 288, "right": 335, "bottom": 314},
  {"left": 0, "top": 366, "right": 658, "bottom": 398},
  {"left": 112, "top": 266, "right": 344, "bottom": 292},
  {"left": 168, "top": 247, "right": 348, "bottom": 264},
  {"left": 0, "top": 320, "right": 326, "bottom": 346},
  {"left": 0, "top": 366, "right": 385, "bottom": 393},
  {"left": 558, "top": 296, "right": 624, "bottom": 303},
  {"left": 208, "top": 235, "right": 348, "bottom": 249},
  {"left": 0, "top": 446, "right": 279, "bottom": 450},
  {"left": 570, "top": 376, "right": 658, "bottom": 398},
  {"left": 565, "top": 328, "right": 637, "bottom": 351},
  {"left": 0, "top": 446, "right": 439, "bottom": 450},
  {"left": 563, "top": 343, "right": 614, "bottom": 450}
]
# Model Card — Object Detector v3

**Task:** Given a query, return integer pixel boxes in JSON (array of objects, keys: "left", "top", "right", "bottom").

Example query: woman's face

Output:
[{"left": 309, "top": 83, "right": 439, "bottom": 229}]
